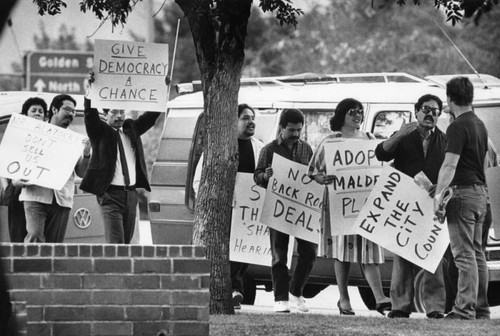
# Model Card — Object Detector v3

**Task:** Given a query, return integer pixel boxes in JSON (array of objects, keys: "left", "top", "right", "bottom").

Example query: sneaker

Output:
[
  {"left": 232, "top": 291, "right": 243, "bottom": 309},
  {"left": 273, "top": 301, "right": 291, "bottom": 313},
  {"left": 290, "top": 294, "right": 309, "bottom": 313}
]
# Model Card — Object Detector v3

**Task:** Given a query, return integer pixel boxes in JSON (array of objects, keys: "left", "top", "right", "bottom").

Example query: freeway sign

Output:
[{"left": 26, "top": 50, "right": 93, "bottom": 94}]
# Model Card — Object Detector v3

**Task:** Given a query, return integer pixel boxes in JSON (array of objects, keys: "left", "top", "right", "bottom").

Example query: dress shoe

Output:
[
  {"left": 337, "top": 300, "right": 355, "bottom": 316},
  {"left": 375, "top": 300, "right": 392, "bottom": 315},
  {"left": 427, "top": 311, "right": 444, "bottom": 319},
  {"left": 387, "top": 310, "right": 410, "bottom": 318},
  {"left": 444, "top": 312, "right": 468, "bottom": 320}
]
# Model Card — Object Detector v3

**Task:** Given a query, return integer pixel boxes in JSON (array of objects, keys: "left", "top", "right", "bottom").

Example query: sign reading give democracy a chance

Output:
[
  {"left": 260, "top": 154, "right": 323, "bottom": 243},
  {"left": 0, "top": 114, "right": 86, "bottom": 190},
  {"left": 354, "top": 166, "right": 449, "bottom": 273},
  {"left": 91, "top": 39, "right": 169, "bottom": 112}
]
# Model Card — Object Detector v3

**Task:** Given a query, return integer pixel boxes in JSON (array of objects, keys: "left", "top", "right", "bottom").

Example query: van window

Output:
[
  {"left": 302, "top": 110, "right": 335, "bottom": 150},
  {"left": 0, "top": 118, "right": 8, "bottom": 144},
  {"left": 372, "top": 111, "right": 411, "bottom": 139},
  {"left": 475, "top": 106, "right": 500, "bottom": 153}
]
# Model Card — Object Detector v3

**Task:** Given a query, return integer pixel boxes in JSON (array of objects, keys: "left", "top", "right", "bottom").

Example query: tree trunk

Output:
[{"left": 175, "top": 0, "right": 251, "bottom": 314}]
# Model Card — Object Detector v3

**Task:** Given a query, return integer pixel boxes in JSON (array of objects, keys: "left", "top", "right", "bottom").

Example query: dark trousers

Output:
[
  {"left": 97, "top": 187, "right": 137, "bottom": 244},
  {"left": 231, "top": 261, "right": 249, "bottom": 294},
  {"left": 270, "top": 228, "right": 317, "bottom": 301},
  {"left": 8, "top": 197, "right": 26, "bottom": 243}
]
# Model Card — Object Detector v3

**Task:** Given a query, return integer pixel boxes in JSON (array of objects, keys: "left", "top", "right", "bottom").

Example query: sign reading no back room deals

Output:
[{"left": 91, "top": 39, "right": 168, "bottom": 112}]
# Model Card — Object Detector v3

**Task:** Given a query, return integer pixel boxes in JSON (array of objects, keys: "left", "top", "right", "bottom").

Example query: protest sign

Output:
[
  {"left": 323, "top": 139, "right": 384, "bottom": 236},
  {"left": 0, "top": 114, "right": 86, "bottom": 190},
  {"left": 260, "top": 154, "right": 323, "bottom": 243},
  {"left": 354, "top": 166, "right": 449, "bottom": 273},
  {"left": 486, "top": 166, "right": 500, "bottom": 238},
  {"left": 91, "top": 39, "right": 168, "bottom": 112},
  {"left": 230, "top": 173, "right": 292, "bottom": 267}
]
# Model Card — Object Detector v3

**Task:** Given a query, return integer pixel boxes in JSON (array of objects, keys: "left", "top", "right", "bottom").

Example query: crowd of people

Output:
[{"left": 0, "top": 76, "right": 494, "bottom": 321}]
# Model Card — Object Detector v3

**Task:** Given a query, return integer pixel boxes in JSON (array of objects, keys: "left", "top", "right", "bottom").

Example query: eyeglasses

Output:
[
  {"left": 347, "top": 108, "right": 364, "bottom": 118},
  {"left": 420, "top": 106, "right": 441, "bottom": 117},
  {"left": 60, "top": 106, "right": 75, "bottom": 114},
  {"left": 239, "top": 115, "right": 255, "bottom": 122}
]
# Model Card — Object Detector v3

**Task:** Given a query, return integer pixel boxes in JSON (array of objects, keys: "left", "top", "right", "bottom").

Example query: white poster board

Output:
[
  {"left": 260, "top": 154, "right": 323, "bottom": 243},
  {"left": 91, "top": 39, "right": 168, "bottom": 112},
  {"left": 230, "top": 173, "right": 292, "bottom": 267},
  {"left": 323, "top": 139, "right": 384, "bottom": 236},
  {"left": 0, "top": 114, "right": 86, "bottom": 190},
  {"left": 486, "top": 166, "right": 500, "bottom": 238},
  {"left": 354, "top": 166, "right": 449, "bottom": 273}
]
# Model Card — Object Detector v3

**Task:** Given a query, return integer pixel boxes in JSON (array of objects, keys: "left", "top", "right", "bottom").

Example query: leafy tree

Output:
[{"left": 29, "top": 0, "right": 497, "bottom": 315}]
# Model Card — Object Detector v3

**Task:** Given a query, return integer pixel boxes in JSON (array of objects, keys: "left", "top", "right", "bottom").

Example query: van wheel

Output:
[
  {"left": 358, "top": 287, "right": 376, "bottom": 310},
  {"left": 413, "top": 269, "right": 426, "bottom": 313},
  {"left": 302, "top": 284, "right": 328, "bottom": 299},
  {"left": 242, "top": 274, "right": 256, "bottom": 305}
]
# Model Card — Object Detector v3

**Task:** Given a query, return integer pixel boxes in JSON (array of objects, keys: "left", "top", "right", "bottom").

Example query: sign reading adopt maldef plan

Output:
[
  {"left": 230, "top": 173, "right": 292, "bottom": 267},
  {"left": 323, "top": 139, "right": 385, "bottom": 236},
  {"left": 354, "top": 166, "right": 449, "bottom": 273},
  {"left": 91, "top": 39, "right": 168, "bottom": 112},
  {"left": 0, "top": 114, "right": 86, "bottom": 190},
  {"left": 260, "top": 154, "right": 323, "bottom": 244}
]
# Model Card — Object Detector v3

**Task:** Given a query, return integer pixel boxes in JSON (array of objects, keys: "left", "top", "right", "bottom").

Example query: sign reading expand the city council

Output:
[
  {"left": 323, "top": 139, "right": 385, "bottom": 236},
  {"left": 260, "top": 154, "right": 323, "bottom": 244},
  {"left": 230, "top": 173, "right": 292, "bottom": 267},
  {"left": 354, "top": 166, "right": 449, "bottom": 273},
  {"left": 0, "top": 114, "right": 86, "bottom": 190},
  {"left": 91, "top": 39, "right": 169, "bottom": 112}
]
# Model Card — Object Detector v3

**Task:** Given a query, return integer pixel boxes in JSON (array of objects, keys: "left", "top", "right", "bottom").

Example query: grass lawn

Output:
[{"left": 210, "top": 313, "right": 500, "bottom": 335}]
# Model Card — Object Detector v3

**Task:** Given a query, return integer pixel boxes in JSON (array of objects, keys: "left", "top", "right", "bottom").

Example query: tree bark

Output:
[{"left": 175, "top": 0, "right": 251, "bottom": 314}]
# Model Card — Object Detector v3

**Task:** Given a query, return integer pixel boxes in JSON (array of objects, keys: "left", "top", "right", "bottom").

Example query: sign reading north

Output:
[
  {"left": 90, "top": 39, "right": 169, "bottom": 112},
  {"left": 26, "top": 51, "right": 93, "bottom": 94}
]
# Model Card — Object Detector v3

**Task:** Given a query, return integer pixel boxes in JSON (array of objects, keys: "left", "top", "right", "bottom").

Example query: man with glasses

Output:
[
  {"left": 434, "top": 77, "right": 490, "bottom": 320},
  {"left": 81, "top": 85, "right": 160, "bottom": 244},
  {"left": 15, "top": 94, "right": 91, "bottom": 242},
  {"left": 375, "top": 94, "right": 447, "bottom": 319},
  {"left": 193, "top": 103, "right": 264, "bottom": 309}
]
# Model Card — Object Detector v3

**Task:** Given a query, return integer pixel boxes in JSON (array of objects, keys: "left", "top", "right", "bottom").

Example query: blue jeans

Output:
[
  {"left": 446, "top": 184, "right": 489, "bottom": 319},
  {"left": 390, "top": 255, "right": 445, "bottom": 314},
  {"left": 269, "top": 228, "right": 317, "bottom": 301},
  {"left": 97, "top": 187, "right": 137, "bottom": 244}
]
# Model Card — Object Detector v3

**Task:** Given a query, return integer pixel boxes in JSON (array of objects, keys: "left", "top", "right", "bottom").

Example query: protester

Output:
[
  {"left": 1, "top": 97, "right": 48, "bottom": 242},
  {"left": 81, "top": 79, "right": 161, "bottom": 244},
  {"left": 308, "top": 98, "right": 391, "bottom": 316},
  {"left": 434, "top": 76, "right": 490, "bottom": 320},
  {"left": 14, "top": 94, "right": 91, "bottom": 243},
  {"left": 375, "top": 94, "right": 447, "bottom": 319},
  {"left": 193, "top": 103, "right": 264, "bottom": 309},
  {"left": 254, "top": 109, "right": 316, "bottom": 313}
]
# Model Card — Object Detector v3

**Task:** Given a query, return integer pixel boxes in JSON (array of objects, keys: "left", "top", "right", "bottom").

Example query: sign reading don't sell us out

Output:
[{"left": 91, "top": 39, "right": 169, "bottom": 112}]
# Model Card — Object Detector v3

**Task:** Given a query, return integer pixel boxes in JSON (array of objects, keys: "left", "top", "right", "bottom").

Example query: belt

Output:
[
  {"left": 451, "top": 183, "right": 485, "bottom": 190},
  {"left": 107, "top": 184, "right": 136, "bottom": 191}
]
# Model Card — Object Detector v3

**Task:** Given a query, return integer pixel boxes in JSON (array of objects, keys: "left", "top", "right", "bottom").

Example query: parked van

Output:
[
  {"left": 149, "top": 73, "right": 500, "bottom": 310},
  {"left": 0, "top": 91, "right": 105, "bottom": 243}
]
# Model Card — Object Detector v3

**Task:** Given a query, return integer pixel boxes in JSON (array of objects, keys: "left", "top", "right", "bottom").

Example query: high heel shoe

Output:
[
  {"left": 375, "top": 300, "right": 392, "bottom": 315},
  {"left": 337, "top": 300, "right": 355, "bottom": 316}
]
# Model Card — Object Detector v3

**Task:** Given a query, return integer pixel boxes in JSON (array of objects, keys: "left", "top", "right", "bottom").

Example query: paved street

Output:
[{"left": 241, "top": 285, "right": 500, "bottom": 319}]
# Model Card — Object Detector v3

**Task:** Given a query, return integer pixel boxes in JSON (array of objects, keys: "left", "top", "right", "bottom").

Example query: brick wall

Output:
[{"left": 1, "top": 244, "right": 210, "bottom": 336}]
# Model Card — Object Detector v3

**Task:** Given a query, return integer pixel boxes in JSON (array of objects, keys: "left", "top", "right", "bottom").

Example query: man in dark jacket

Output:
[
  {"left": 80, "top": 96, "right": 160, "bottom": 244},
  {"left": 375, "top": 94, "right": 447, "bottom": 319}
]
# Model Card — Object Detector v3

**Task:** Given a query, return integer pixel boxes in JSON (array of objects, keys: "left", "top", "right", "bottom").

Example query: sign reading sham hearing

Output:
[
  {"left": 230, "top": 173, "right": 292, "bottom": 267},
  {"left": 354, "top": 166, "right": 449, "bottom": 273},
  {"left": 91, "top": 39, "right": 169, "bottom": 112},
  {"left": 260, "top": 154, "right": 323, "bottom": 244},
  {"left": 0, "top": 114, "right": 86, "bottom": 190}
]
